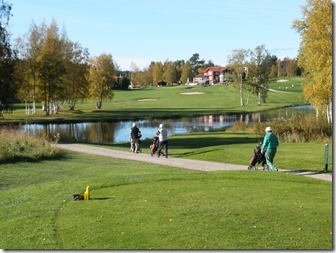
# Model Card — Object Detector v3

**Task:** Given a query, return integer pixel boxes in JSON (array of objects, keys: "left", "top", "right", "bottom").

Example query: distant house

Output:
[
  {"left": 193, "top": 73, "right": 208, "bottom": 84},
  {"left": 192, "top": 66, "right": 229, "bottom": 85}
]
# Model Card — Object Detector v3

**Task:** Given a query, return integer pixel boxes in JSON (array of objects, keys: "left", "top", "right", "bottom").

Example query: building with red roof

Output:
[{"left": 192, "top": 66, "right": 230, "bottom": 85}]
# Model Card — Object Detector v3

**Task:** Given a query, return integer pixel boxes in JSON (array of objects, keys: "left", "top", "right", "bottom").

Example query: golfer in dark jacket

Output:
[{"left": 130, "top": 123, "right": 141, "bottom": 153}]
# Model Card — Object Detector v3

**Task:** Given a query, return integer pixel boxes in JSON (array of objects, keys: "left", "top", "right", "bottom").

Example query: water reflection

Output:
[
  {"left": 19, "top": 115, "right": 239, "bottom": 144},
  {"left": 3, "top": 105, "right": 314, "bottom": 144}
]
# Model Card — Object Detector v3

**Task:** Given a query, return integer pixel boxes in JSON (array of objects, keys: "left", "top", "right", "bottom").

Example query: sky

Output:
[{"left": 8, "top": 0, "right": 306, "bottom": 70}]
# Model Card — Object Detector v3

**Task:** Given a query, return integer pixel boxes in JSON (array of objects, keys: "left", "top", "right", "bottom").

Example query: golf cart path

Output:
[{"left": 57, "top": 144, "right": 332, "bottom": 182}]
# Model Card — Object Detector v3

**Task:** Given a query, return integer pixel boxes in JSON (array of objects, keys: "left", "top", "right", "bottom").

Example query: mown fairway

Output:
[
  {"left": 0, "top": 77, "right": 305, "bottom": 123},
  {"left": 0, "top": 151, "right": 332, "bottom": 249}
]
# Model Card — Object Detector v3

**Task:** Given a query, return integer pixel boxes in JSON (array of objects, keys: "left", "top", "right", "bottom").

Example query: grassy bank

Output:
[
  {"left": 0, "top": 151, "right": 332, "bottom": 249},
  {"left": 0, "top": 128, "right": 331, "bottom": 172},
  {"left": 0, "top": 129, "right": 62, "bottom": 163}
]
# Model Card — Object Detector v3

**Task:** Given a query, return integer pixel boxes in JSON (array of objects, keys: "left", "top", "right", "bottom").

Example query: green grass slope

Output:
[{"left": 0, "top": 151, "right": 332, "bottom": 249}]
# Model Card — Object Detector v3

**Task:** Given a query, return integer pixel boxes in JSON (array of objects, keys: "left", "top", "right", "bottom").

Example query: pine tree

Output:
[{"left": 0, "top": 0, "right": 17, "bottom": 113}]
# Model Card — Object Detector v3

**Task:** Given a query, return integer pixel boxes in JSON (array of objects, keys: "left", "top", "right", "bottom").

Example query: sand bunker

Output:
[
  {"left": 277, "top": 79, "right": 289, "bottom": 83},
  {"left": 180, "top": 92, "right": 204, "bottom": 95},
  {"left": 137, "top": 98, "right": 157, "bottom": 102}
]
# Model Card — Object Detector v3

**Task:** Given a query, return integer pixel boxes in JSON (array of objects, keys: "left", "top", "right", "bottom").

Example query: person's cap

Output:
[
  {"left": 132, "top": 122, "right": 136, "bottom": 127},
  {"left": 159, "top": 124, "right": 163, "bottom": 128},
  {"left": 265, "top": 126, "right": 272, "bottom": 132}
]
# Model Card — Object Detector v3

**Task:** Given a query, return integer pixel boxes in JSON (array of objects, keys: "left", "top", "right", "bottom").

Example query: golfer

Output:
[
  {"left": 130, "top": 122, "right": 141, "bottom": 153},
  {"left": 157, "top": 123, "right": 168, "bottom": 158},
  {"left": 261, "top": 126, "right": 279, "bottom": 172}
]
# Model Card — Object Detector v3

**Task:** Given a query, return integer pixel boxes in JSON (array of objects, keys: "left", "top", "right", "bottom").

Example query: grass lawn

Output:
[
  {"left": 0, "top": 76, "right": 332, "bottom": 249},
  {"left": 0, "top": 77, "right": 305, "bottom": 124},
  {"left": 0, "top": 150, "right": 332, "bottom": 249},
  {"left": 107, "top": 131, "right": 333, "bottom": 172}
]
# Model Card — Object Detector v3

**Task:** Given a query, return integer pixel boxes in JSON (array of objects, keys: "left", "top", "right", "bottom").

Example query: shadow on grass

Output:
[
  {"left": 170, "top": 137, "right": 259, "bottom": 149},
  {"left": 281, "top": 170, "right": 331, "bottom": 175},
  {"left": 90, "top": 197, "right": 113, "bottom": 201},
  {"left": 0, "top": 150, "right": 68, "bottom": 164},
  {"left": 173, "top": 148, "right": 221, "bottom": 157},
  {"left": 92, "top": 135, "right": 260, "bottom": 151}
]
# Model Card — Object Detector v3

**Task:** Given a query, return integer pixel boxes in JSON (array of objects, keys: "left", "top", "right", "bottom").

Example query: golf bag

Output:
[
  {"left": 248, "top": 143, "right": 267, "bottom": 170},
  {"left": 150, "top": 136, "right": 159, "bottom": 157}
]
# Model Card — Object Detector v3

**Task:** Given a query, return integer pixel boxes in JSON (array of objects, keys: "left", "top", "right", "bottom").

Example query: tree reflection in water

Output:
[{"left": 4, "top": 105, "right": 313, "bottom": 144}]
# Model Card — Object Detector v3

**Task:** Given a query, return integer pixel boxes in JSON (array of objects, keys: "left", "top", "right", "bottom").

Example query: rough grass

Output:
[
  {"left": 0, "top": 129, "right": 63, "bottom": 163},
  {"left": 228, "top": 113, "right": 332, "bottom": 143}
]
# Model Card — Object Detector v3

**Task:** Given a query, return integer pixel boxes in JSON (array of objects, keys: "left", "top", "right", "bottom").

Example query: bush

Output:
[
  {"left": 228, "top": 113, "right": 332, "bottom": 143},
  {"left": 226, "top": 120, "right": 255, "bottom": 133},
  {"left": 0, "top": 129, "right": 63, "bottom": 163}
]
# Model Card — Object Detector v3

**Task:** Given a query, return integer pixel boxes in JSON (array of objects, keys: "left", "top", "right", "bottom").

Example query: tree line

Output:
[
  {"left": 129, "top": 52, "right": 299, "bottom": 87},
  {"left": 0, "top": 0, "right": 331, "bottom": 121},
  {"left": 14, "top": 19, "right": 123, "bottom": 114}
]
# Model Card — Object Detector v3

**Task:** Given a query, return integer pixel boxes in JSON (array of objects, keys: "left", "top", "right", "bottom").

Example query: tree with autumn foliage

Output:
[
  {"left": 227, "top": 49, "right": 249, "bottom": 106},
  {"left": 15, "top": 22, "right": 43, "bottom": 115},
  {"left": 37, "top": 20, "right": 67, "bottom": 116},
  {"left": 63, "top": 41, "right": 89, "bottom": 110},
  {"left": 87, "top": 53, "right": 115, "bottom": 109},
  {"left": 180, "top": 61, "right": 193, "bottom": 83},
  {"left": 163, "top": 60, "right": 177, "bottom": 84},
  {"left": 151, "top": 61, "right": 163, "bottom": 84},
  {"left": 292, "top": 0, "right": 332, "bottom": 123},
  {"left": 15, "top": 20, "right": 90, "bottom": 114},
  {"left": 246, "top": 45, "right": 273, "bottom": 106}
]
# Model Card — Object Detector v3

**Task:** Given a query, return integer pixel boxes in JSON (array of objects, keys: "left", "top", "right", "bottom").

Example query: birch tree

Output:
[
  {"left": 87, "top": 53, "right": 115, "bottom": 109},
  {"left": 180, "top": 61, "right": 192, "bottom": 83},
  {"left": 227, "top": 49, "right": 249, "bottom": 106},
  {"left": 63, "top": 41, "right": 89, "bottom": 110},
  {"left": 292, "top": 0, "right": 332, "bottom": 123},
  {"left": 14, "top": 58, "right": 31, "bottom": 114},
  {"left": 247, "top": 45, "right": 272, "bottom": 106},
  {"left": 15, "top": 22, "right": 43, "bottom": 115},
  {"left": 163, "top": 60, "right": 177, "bottom": 84},
  {"left": 151, "top": 61, "right": 163, "bottom": 84},
  {"left": 37, "top": 20, "right": 66, "bottom": 115}
]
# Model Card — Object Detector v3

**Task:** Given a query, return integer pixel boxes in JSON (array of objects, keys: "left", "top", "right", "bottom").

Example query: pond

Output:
[{"left": 3, "top": 105, "right": 314, "bottom": 144}]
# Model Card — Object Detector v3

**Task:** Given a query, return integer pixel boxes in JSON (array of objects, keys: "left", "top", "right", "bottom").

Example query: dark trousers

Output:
[{"left": 157, "top": 140, "right": 168, "bottom": 158}]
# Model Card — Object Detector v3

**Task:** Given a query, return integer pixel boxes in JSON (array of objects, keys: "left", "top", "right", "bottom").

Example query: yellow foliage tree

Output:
[
  {"left": 87, "top": 54, "right": 115, "bottom": 109},
  {"left": 151, "top": 62, "right": 163, "bottom": 84},
  {"left": 292, "top": 0, "right": 332, "bottom": 123},
  {"left": 180, "top": 62, "right": 193, "bottom": 83}
]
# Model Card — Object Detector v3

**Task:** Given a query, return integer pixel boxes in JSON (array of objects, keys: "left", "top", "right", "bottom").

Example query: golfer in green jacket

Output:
[{"left": 261, "top": 126, "right": 279, "bottom": 172}]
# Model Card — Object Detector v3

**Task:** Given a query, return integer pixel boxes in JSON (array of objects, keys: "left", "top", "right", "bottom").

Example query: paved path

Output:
[{"left": 57, "top": 143, "right": 332, "bottom": 182}]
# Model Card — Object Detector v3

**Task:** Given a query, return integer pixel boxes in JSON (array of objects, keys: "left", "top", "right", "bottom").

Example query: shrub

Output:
[
  {"left": 228, "top": 113, "right": 332, "bottom": 143},
  {"left": 226, "top": 120, "right": 254, "bottom": 133}
]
